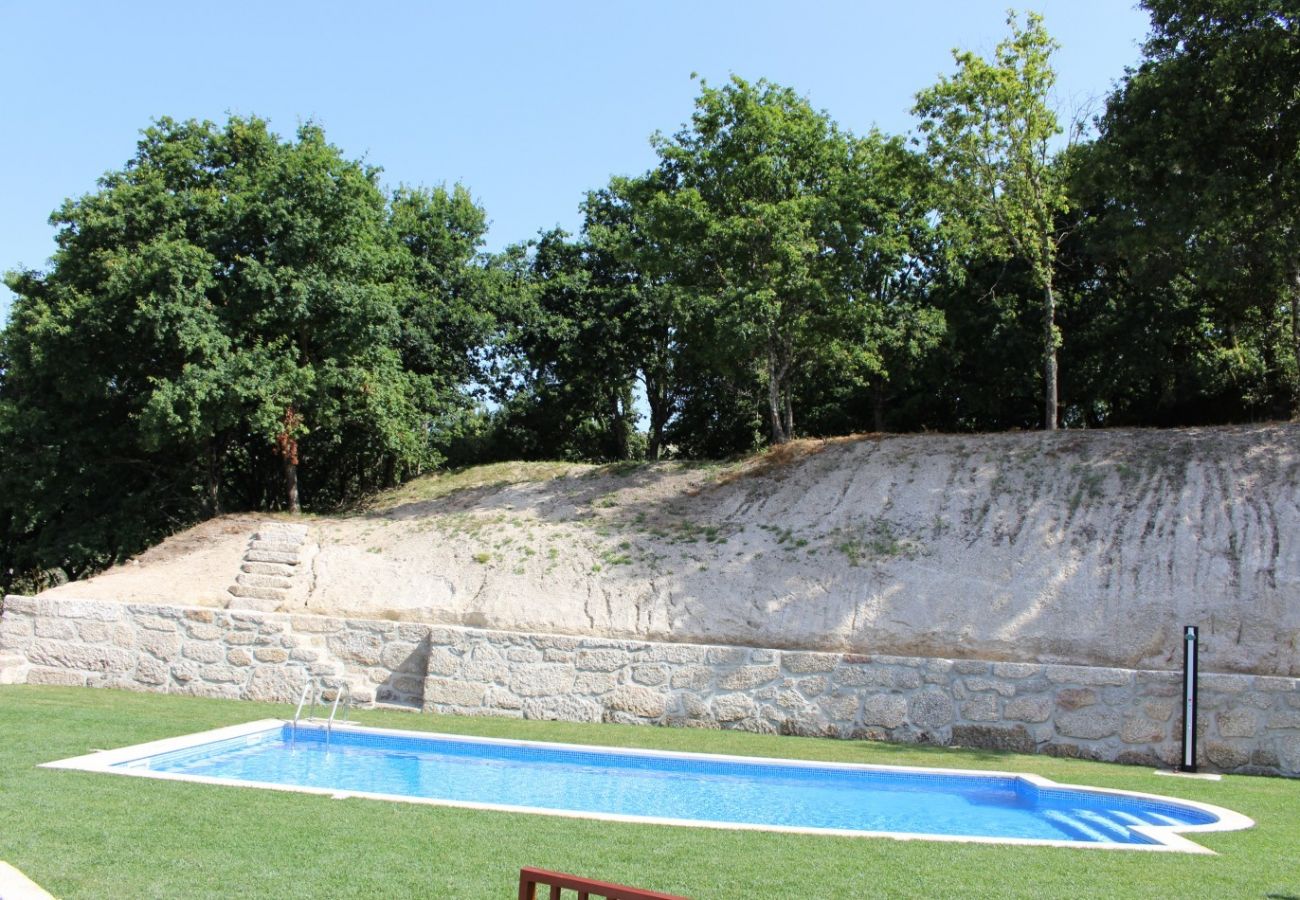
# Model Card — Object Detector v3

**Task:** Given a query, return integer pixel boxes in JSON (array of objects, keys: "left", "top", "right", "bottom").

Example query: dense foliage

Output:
[
  {"left": 1, "top": 118, "right": 494, "bottom": 587},
  {"left": 1082, "top": 0, "right": 1300, "bottom": 423},
  {"left": 914, "top": 12, "right": 1073, "bottom": 430},
  {"left": 2, "top": 0, "right": 1296, "bottom": 590}
]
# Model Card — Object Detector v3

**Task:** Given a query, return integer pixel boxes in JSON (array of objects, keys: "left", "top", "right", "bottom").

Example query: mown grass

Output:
[{"left": 2, "top": 686, "right": 1297, "bottom": 899}]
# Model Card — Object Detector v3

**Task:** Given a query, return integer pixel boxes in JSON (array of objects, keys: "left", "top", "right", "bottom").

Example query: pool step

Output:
[
  {"left": 1040, "top": 809, "right": 1135, "bottom": 844},
  {"left": 226, "top": 523, "right": 318, "bottom": 612},
  {"left": 1143, "top": 812, "right": 1186, "bottom": 827},
  {"left": 1073, "top": 809, "right": 1138, "bottom": 841}
]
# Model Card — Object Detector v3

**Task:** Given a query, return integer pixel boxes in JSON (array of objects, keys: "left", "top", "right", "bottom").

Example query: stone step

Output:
[
  {"left": 228, "top": 583, "right": 287, "bottom": 602},
  {"left": 228, "top": 523, "right": 312, "bottom": 613},
  {"left": 245, "top": 550, "right": 301, "bottom": 566},
  {"left": 252, "top": 531, "right": 307, "bottom": 545},
  {"left": 255, "top": 522, "right": 308, "bottom": 536},
  {"left": 241, "top": 561, "right": 297, "bottom": 578},
  {"left": 225, "top": 594, "right": 281, "bottom": 612},
  {"left": 236, "top": 572, "right": 294, "bottom": 590},
  {"left": 248, "top": 540, "right": 306, "bottom": 554}
]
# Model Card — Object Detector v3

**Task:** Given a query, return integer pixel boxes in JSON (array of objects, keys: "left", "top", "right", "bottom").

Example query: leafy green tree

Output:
[
  {"left": 383, "top": 183, "right": 497, "bottom": 484},
  {"left": 652, "top": 76, "right": 853, "bottom": 444},
  {"left": 550, "top": 81, "right": 945, "bottom": 451},
  {"left": 822, "top": 132, "right": 945, "bottom": 431},
  {"left": 1095, "top": 0, "right": 1300, "bottom": 417},
  {"left": 1042, "top": 139, "right": 1272, "bottom": 427},
  {"left": 905, "top": 251, "right": 1050, "bottom": 431},
  {"left": 0, "top": 115, "right": 490, "bottom": 588},
  {"left": 582, "top": 172, "right": 691, "bottom": 460},
  {"left": 389, "top": 184, "right": 494, "bottom": 393},
  {"left": 914, "top": 11, "right": 1074, "bottom": 430},
  {"left": 490, "top": 229, "right": 640, "bottom": 461}
]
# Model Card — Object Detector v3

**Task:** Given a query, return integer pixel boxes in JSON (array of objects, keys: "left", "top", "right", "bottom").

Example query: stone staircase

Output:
[{"left": 226, "top": 523, "right": 318, "bottom": 612}]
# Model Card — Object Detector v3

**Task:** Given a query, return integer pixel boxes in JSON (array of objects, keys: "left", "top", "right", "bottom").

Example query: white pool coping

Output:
[
  {"left": 43, "top": 718, "right": 1254, "bottom": 854},
  {"left": 0, "top": 861, "right": 56, "bottom": 900}
]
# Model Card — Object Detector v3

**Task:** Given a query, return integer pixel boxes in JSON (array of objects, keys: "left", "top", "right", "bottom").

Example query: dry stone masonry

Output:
[
  {"left": 226, "top": 523, "right": 317, "bottom": 611},
  {"left": 0, "top": 650, "right": 27, "bottom": 684},
  {"left": 0, "top": 595, "right": 423, "bottom": 708},
  {"left": 2, "top": 594, "right": 1297, "bottom": 776}
]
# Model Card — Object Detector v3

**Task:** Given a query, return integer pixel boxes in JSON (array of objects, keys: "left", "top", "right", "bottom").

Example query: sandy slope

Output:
[{"left": 41, "top": 424, "right": 1300, "bottom": 676}]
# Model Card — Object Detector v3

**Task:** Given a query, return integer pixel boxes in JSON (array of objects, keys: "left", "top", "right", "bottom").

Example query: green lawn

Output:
[{"left": 1, "top": 686, "right": 1296, "bottom": 899}]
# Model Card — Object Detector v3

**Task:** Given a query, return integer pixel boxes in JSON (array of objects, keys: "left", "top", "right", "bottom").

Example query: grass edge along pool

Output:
[{"left": 43, "top": 719, "right": 1252, "bottom": 853}]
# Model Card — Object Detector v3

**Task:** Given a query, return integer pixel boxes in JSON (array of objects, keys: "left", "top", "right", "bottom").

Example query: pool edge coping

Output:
[{"left": 42, "top": 718, "right": 1254, "bottom": 854}]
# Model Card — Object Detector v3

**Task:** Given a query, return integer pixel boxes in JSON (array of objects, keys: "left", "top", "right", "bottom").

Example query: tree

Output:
[
  {"left": 914, "top": 11, "right": 1074, "bottom": 430},
  {"left": 490, "top": 229, "right": 640, "bottom": 461},
  {"left": 582, "top": 172, "right": 690, "bottom": 460},
  {"left": 1095, "top": 0, "right": 1300, "bottom": 417},
  {"left": 908, "top": 250, "right": 1054, "bottom": 431},
  {"left": 823, "top": 132, "right": 945, "bottom": 431},
  {"left": 389, "top": 183, "right": 494, "bottom": 394},
  {"left": 652, "top": 76, "right": 853, "bottom": 444},
  {"left": 557, "top": 81, "right": 945, "bottom": 451},
  {"left": 386, "top": 183, "right": 497, "bottom": 482},
  {"left": 0, "top": 115, "right": 490, "bottom": 588},
  {"left": 1037, "top": 136, "right": 1274, "bottom": 427}
]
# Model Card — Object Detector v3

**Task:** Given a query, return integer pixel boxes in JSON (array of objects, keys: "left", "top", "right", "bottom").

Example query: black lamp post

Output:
[{"left": 1180, "top": 625, "right": 1199, "bottom": 773}]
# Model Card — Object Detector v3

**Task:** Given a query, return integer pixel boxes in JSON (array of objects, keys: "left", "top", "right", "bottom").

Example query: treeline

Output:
[{"left": 2, "top": 1, "right": 1297, "bottom": 591}]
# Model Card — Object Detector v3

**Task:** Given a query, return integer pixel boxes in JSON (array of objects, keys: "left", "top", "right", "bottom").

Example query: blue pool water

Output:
[{"left": 113, "top": 724, "right": 1220, "bottom": 845}]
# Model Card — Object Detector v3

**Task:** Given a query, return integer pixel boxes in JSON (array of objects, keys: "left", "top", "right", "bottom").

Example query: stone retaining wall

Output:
[
  {"left": 2, "top": 594, "right": 1297, "bottom": 776},
  {"left": 0, "top": 595, "right": 427, "bottom": 707}
]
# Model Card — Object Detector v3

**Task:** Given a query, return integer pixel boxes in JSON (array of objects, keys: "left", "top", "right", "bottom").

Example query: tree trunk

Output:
[
  {"left": 872, "top": 376, "right": 886, "bottom": 433},
  {"left": 767, "top": 363, "right": 788, "bottom": 445},
  {"left": 205, "top": 439, "right": 223, "bottom": 516},
  {"left": 610, "top": 389, "right": 631, "bottom": 461},
  {"left": 283, "top": 457, "right": 300, "bottom": 514},
  {"left": 645, "top": 373, "right": 666, "bottom": 462},
  {"left": 782, "top": 391, "right": 794, "bottom": 440},
  {"left": 277, "top": 406, "right": 302, "bottom": 514},
  {"left": 647, "top": 414, "right": 662, "bottom": 461},
  {"left": 1292, "top": 268, "right": 1300, "bottom": 420},
  {"left": 1043, "top": 280, "right": 1059, "bottom": 431}
]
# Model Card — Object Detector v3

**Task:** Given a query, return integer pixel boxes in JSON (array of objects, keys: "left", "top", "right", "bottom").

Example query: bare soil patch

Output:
[{"left": 40, "top": 424, "right": 1300, "bottom": 675}]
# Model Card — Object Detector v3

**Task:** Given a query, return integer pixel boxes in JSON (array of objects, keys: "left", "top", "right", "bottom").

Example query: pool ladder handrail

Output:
[
  {"left": 290, "top": 679, "right": 352, "bottom": 743},
  {"left": 291, "top": 679, "right": 313, "bottom": 740},
  {"left": 326, "top": 682, "right": 351, "bottom": 735}
]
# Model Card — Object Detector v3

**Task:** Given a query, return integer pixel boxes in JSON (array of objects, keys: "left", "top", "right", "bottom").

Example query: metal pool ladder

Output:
[{"left": 290, "top": 679, "right": 352, "bottom": 745}]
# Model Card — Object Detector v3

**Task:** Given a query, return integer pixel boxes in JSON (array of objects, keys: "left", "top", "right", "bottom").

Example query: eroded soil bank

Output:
[{"left": 44, "top": 424, "right": 1300, "bottom": 676}]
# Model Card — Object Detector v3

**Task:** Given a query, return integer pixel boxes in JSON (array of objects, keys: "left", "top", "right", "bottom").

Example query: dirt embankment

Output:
[{"left": 41, "top": 424, "right": 1300, "bottom": 676}]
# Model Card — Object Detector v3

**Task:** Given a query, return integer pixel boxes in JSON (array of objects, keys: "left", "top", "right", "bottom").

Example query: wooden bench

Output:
[{"left": 518, "top": 866, "right": 688, "bottom": 900}]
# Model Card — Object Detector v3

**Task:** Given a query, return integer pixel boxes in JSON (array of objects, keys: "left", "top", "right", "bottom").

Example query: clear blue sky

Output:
[{"left": 0, "top": 1, "right": 1151, "bottom": 323}]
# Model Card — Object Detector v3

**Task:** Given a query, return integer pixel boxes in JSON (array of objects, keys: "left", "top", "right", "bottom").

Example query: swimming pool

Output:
[{"left": 45, "top": 720, "right": 1251, "bottom": 852}]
